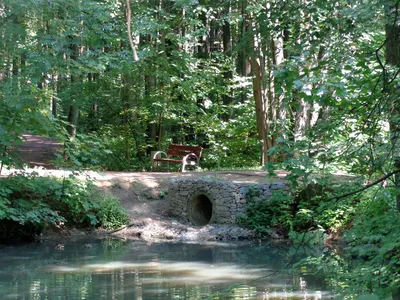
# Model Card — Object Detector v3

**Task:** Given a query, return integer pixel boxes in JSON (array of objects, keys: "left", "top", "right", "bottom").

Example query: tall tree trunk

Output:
[
  {"left": 237, "top": 0, "right": 251, "bottom": 77},
  {"left": 197, "top": 0, "right": 209, "bottom": 59},
  {"left": 265, "top": 21, "right": 285, "bottom": 155},
  {"left": 51, "top": 73, "right": 57, "bottom": 118},
  {"left": 67, "top": 40, "right": 80, "bottom": 138},
  {"left": 222, "top": 3, "right": 234, "bottom": 121},
  {"left": 250, "top": 23, "right": 270, "bottom": 166},
  {"left": 272, "top": 26, "right": 286, "bottom": 137},
  {"left": 67, "top": 105, "right": 79, "bottom": 137},
  {"left": 385, "top": 22, "right": 400, "bottom": 211},
  {"left": 88, "top": 72, "right": 99, "bottom": 130},
  {"left": 237, "top": 0, "right": 251, "bottom": 107},
  {"left": 145, "top": 72, "right": 157, "bottom": 148},
  {"left": 293, "top": 97, "right": 310, "bottom": 143},
  {"left": 126, "top": 0, "right": 139, "bottom": 61}
]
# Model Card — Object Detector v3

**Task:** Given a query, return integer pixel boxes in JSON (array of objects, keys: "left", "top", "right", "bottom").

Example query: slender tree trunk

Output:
[
  {"left": 145, "top": 73, "right": 157, "bottom": 148},
  {"left": 51, "top": 73, "right": 57, "bottom": 118},
  {"left": 238, "top": 0, "right": 251, "bottom": 77},
  {"left": 67, "top": 105, "right": 79, "bottom": 137},
  {"left": 262, "top": 25, "right": 285, "bottom": 161},
  {"left": 222, "top": 2, "right": 233, "bottom": 121},
  {"left": 293, "top": 97, "right": 309, "bottom": 142},
  {"left": 250, "top": 23, "right": 270, "bottom": 166},
  {"left": 385, "top": 22, "right": 400, "bottom": 211},
  {"left": 67, "top": 41, "right": 80, "bottom": 138},
  {"left": 120, "top": 70, "right": 133, "bottom": 164},
  {"left": 126, "top": 0, "right": 139, "bottom": 61},
  {"left": 273, "top": 27, "right": 286, "bottom": 139},
  {"left": 88, "top": 72, "right": 99, "bottom": 130},
  {"left": 197, "top": 0, "right": 209, "bottom": 59},
  {"left": 143, "top": 40, "right": 157, "bottom": 148},
  {"left": 12, "top": 57, "right": 18, "bottom": 77}
]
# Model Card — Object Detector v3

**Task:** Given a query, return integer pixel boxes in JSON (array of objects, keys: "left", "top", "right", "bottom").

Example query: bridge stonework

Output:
[{"left": 168, "top": 177, "right": 289, "bottom": 226}]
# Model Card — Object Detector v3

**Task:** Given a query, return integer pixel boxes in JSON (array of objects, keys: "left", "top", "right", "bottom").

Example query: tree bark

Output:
[
  {"left": 293, "top": 97, "right": 309, "bottom": 142},
  {"left": 51, "top": 74, "right": 57, "bottom": 118},
  {"left": 197, "top": 0, "right": 209, "bottom": 59},
  {"left": 88, "top": 72, "right": 99, "bottom": 130},
  {"left": 250, "top": 23, "right": 270, "bottom": 166},
  {"left": 237, "top": 0, "right": 251, "bottom": 80},
  {"left": 222, "top": 3, "right": 233, "bottom": 121},
  {"left": 126, "top": 0, "right": 139, "bottom": 61},
  {"left": 386, "top": 23, "right": 400, "bottom": 211},
  {"left": 67, "top": 105, "right": 79, "bottom": 137},
  {"left": 67, "top": 37, "right": 81, "bottom": 138},
  {"left": 266, "top": 22, "right": 285, "bottom": 153}
]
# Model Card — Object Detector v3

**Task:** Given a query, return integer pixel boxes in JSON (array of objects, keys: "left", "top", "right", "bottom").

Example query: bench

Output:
[{"left": 151, "top": 144, "right": 203, "bottom": 172}]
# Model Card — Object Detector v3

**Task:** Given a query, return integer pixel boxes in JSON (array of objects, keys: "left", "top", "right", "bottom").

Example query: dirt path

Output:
[
  {"left": 7, "top": 134, "right": 290, "bottom": 242},
  {"left": 14, "top": 134, "right": 62, "bottom": 168}
]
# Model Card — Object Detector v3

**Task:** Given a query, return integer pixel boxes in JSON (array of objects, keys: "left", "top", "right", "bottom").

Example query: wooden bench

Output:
[{"left": 151, "top": 144, "right": 203, "bottom": 172}]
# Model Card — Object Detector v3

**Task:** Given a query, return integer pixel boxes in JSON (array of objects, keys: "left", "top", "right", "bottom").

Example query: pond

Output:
[{"left": 0, "top": 238, "right": 334, "bottom": 299}]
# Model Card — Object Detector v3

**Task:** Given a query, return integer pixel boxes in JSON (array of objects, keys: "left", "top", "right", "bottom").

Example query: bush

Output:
[
  {"left": 238, "top": 187, "right": 294, "bottom": 237},
  {"left": 98, "top": 197, "right": 131, "bottom": 230},
  {"left": 0, "top": 174, "right": 130, "bottom": 241},
  {"left": 239, "top": 181, "right": 356, "bottom": 238},
  {"left": 340, "top": 187, "right": 400, "bottom": 297}
]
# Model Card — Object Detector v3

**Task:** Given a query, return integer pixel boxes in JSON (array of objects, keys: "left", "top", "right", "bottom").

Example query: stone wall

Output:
[{"left": 168, "top": 177, "right": 289, "bottom": 226}]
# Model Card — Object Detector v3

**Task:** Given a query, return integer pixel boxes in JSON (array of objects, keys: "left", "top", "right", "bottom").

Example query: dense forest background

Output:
[
  {"left": 1, "top": 0, "right": 399, "bottom": 175},
  {"left": 2, "top": 0, "right": 400, "bottom": 297}
]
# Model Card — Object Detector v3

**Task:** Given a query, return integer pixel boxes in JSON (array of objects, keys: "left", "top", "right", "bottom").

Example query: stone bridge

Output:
[{"left": 168, "top": 174, "right": 289, "bottom": 226}]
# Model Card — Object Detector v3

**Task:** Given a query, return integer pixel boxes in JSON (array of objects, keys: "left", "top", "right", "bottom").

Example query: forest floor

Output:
[{"left": 4, "top": 134, "right": 290, "bottom": 242}]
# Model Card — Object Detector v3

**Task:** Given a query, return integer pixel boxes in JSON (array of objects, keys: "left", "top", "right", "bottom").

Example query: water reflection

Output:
[{"left": 0, "top": 238, "right": 333, "bottom": 299}]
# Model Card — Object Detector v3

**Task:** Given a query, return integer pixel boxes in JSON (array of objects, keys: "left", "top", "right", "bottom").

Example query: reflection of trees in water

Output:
[
  {"left": 0, "top": 238, "right": 131, "bottom": 297},
  {"left": 0, "top": 238, "right": 330, "bottom": 299},
  {"left": 142, "top": 240, "right": 324, "bottom": 266}
]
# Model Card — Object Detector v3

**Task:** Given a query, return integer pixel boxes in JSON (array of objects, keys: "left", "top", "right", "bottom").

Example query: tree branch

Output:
[
  {"left": 126, "top": 0, "right": 139, "bottom": 62},
  {"left": 334, "top": 169, "right": 400, "bottom": 201}
]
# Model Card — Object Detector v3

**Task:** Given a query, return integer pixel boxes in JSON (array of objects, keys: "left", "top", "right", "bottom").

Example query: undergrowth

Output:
[
  {"left": 239, "top": 177, "right": 400, "bottom": 298},
  {"left": 238, "top": 180, "right": 356, "bottom": 239},
  {"left": 297, "top": 186, "right": 400, "bottom": 298},
  {"left": 0, "top": 173, "right": 130, "bottom": 241}
]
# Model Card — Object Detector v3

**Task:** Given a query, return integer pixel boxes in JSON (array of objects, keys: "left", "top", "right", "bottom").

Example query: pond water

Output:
[{"left": 0, "top": 238, "right": 334, "bottom": 299}]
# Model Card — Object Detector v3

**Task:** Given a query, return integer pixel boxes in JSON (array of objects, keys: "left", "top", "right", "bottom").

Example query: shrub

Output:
[
  {"left": 98, "top": 196, "right": 131, "bottom": 230},
  {"left": 0, "top": 174, "right": 130, "bottom": 241},
  {"left": 239, "top": 181, "right": 356, "bottom": 238},
  {"left": 238, "top": 187, "right": 294, "bottom": 237}
]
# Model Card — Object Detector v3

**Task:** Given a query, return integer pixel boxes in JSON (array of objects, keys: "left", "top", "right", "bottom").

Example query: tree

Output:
[{"left": 385, "top": 0, "right": 400, "bottom": 211}]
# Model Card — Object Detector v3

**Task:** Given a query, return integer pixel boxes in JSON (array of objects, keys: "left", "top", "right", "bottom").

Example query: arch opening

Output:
[{"left": 188, "top": 193, "right": 213, "bottom": 226}]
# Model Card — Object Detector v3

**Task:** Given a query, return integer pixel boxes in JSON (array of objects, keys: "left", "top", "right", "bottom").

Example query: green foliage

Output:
[
  {"left": 239, "top": 188, "right": 294, "bottom": 237},
  {"left": 0, "top": 0, "right": 395, "bottom": 174},
  {"left": 0, "top": 80, "right": 59, "bottom": 169},
  {"left": 288, "top": 229, "right": 327, "bottom": 247},
  {"left": 199, "top": 99, "right": 261, "bottom": 170},
  {"left": 341, "top": 187, "right": 400, "bottom": 297},
  {"left": 240, "top": 173, "right": 358, "bottom": 239},
  {"left": 59, "top": 129, "right": 153, "bottom": 171},
  {"left": 0, "top": 174, "right": 64, "bottom": 227},
  {"left": 263, "top": 129, "right": 400, "bottom": 297},
  {"left": 296, "top": 186, "right": 400, "bottom": 299},
  {"left": 61, "top": 132, "right": 118, "bottom": 170},
  {"left": 56, "top": 176, "right": 102, "bottom": 225},
  {"left": 0, "top": 174, "right": 129, "bottom": 240},
  {"left": 98, "top": 196, "right": 131, "bottom": 230},
  {"left": 0, "top": 0, "right": 399, "bottom": 297}
]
